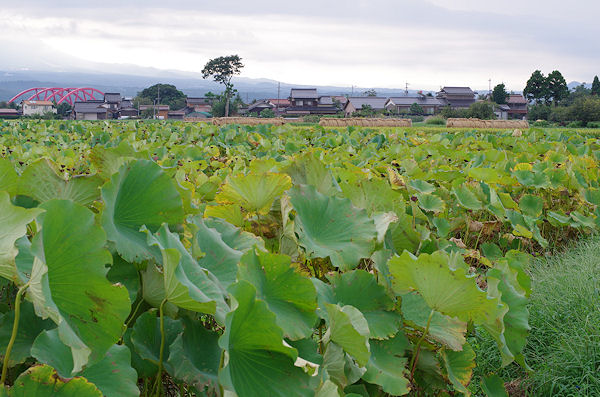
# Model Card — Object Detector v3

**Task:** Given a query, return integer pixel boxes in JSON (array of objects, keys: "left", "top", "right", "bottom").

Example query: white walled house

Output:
[{"left": 21, "top": 100, "right": 56, "bottom": 116}]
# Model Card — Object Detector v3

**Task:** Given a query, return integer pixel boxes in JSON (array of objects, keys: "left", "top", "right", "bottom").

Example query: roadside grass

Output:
[{"left": 470, "top": 237, "right": 600, "bottom": 396}]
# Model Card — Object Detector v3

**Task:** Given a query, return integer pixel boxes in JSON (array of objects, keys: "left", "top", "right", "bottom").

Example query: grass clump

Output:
[{"left": 471, "top": 237, "right": 600, "bottom": 396}]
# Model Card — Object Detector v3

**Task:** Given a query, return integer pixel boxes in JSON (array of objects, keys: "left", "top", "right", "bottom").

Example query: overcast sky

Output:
[{"left": 1, "top": 1, "right": 599, "bottom": 90}]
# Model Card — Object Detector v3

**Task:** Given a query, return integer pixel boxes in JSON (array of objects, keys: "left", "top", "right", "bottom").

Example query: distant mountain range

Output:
[{"left": 0, "top": 68, "right": 436, "bottom": 103}]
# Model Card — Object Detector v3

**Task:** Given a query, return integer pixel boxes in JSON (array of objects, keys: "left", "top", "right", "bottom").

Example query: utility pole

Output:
[
  {"left": 277, "top": 82, "right": 280, "bottom": 114},
  {"left": 489, "top": 79, "right": 492, "bottom": 95},
  {"left": 351, "top": 85, "right": 354, "bottom": 96},
  {"left": 405, "top": 82, "right": 409, "bottom": 95}
]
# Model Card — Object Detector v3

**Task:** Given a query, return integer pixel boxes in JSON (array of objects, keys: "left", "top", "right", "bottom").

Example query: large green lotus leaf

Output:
[
  {"left": 467, "top": 167, "right": 511, "bottom": 184},
  {"left": 140, "top": 263, "right": 178, "bottom": 317},
  {"left": 0, "top": 159, "right": 18, "bottom": 195},
  {"left": 284, "top": 151, "right": 336, "bottom": 196},
  {"left": 106, "top": 254, "right": 140, "bottom": 303},
  {"left": 339, "top": 177, "right": 405, "bottom": 216},
  {"left": 18, "top": 159, "right": 102, "bottom": 206},
  {"left": 14, "top": 236, "right": 35, "bottom": 284},
  {"left": 389, "top": 251, "right": 499, "bottom": 324},
  {"left": 203, "top": 204, "right": 244, "bottom": 227},
  {"left": 290, "top": 184, "right": 377, "bottom": 271},
  {"left": 123, "top": 328, "right": 157, "bottom": 378},
  {"left": 31, "top": 328, "right": 74, "bottom": 378},
  {"left": 408, "top": 179, "right": 436, "bottom": 194},
  {"left": 481, "top": 374, "right": 508, "bottom": 397},
  {"left": 417, "top": 193, "right": 445, "bottom": 213},
  {"left": 147, "top": 224, "right": 228, "bottom": 321},
  {"left": 0, "top": 191, "right": 42, "bottom": 282},
  {"left": 361, "top": 332, "right": 410, "bottom": 396},
  {"left": 322, "top": 342, "right": 366, "bottom": 390},
  {"left": 219, "top": 281, "right": 313, "bottom": 397},
  {"left": 238, "top": 249, "right": 318, "bottom": 340},
  {"left": 315, "top": 380, "right": 342, "bottom": 397},
  {"left": 167, "top": 316, "right": 221, "bottom": 395},
  {"left": 190, "top": 217, "right": 244, "bottom": 289},
  {"left": 80, "top": 344, "right": 140, "bottom": 397},
  {"left": 441, "top": 342, "right": 476, "bottom": 396},
  {"left": 0, "top": 301, "right": 53, "bottom": 366},
  {"left": 130, "top": 311, "right": 183, "bottom": 374},
  {"left": 7, "top": 364, "right": 102, "bottom": 397},
  {"left": 385, "top": 220, "right": 421, "bottom": 255},
  {"left": 328, "top": 270, "right": 400, "bottom": 339},
  {"left": 89, "top": 141, "right": 140, "bottom": 179},
  {"left": 452, "top": 185, "right": 482, "bottom": 211},
  {"left": 583, "top": 188, "right": 600, "bottom": 206},
  {"left": 202, "top": 217, "right": 265, "bottom": 251},
  {"left": 485, "top": 260, "right": 530, "bottom": 368},
  {"left": 324, "top": 304, "right": 370, "bottom": 367},
  {"left": 401, "top": 292, "right": 467, "bottom": 351},
  {"left": 101, "top": 160, "right": 184, "bottom": 263},
  {"left": 215, "top": 172, "right": 291, "bottom": 215},
  {"left": 518, "top": 194, "right": 543, "bottom": 218},
  {"left": 29, "top": 200, "right": 130, "bottom": 372}
]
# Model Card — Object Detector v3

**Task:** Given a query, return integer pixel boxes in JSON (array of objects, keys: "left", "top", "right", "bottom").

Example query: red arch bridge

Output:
[{"left": 8, "top": 87, "right": 105, "bottom": 106}]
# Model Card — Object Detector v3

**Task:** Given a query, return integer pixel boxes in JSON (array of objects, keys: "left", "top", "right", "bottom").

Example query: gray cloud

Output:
[{"left": 1, "top": 1, "right": 599, "bottom": 89}]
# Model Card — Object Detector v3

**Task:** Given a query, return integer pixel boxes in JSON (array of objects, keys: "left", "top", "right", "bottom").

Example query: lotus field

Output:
[{"left": 1, "top": 120, "right": 600, "bottom": 396}]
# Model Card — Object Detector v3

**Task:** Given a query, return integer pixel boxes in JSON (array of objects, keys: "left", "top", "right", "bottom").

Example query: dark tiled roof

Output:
[
  {"left": 104, "top": 93, "right": 121, "bottom": 103},
  {"left": 0, "top": 109, "right": 19, "bottom": 114},
  {"left": 187, "top": 97, "right": 213, "bottom": 105},
  {"left": 496, "top": 104, "right": 511, "bottom": 111},
  {"left": 73, "top": 101, "right": 107, "bottom": 114},
  {"left": 139, "top": 105, "right": 170, "bottom": 111},
  {"left": 439, "top": 87, "right": 474, "bottom": 95},
  {"left": 387, "top": 96, "right": 444, "bottom": 106},
  {"left": 285, "top": 106, "right": 338, "bottom": 114},
  {"left": 290, "top": 88, "right": 318, "bottom": 99},
  {"left": 346, "top": 97, "right": 388, "bottom": 110},
  {"left": 507, "top": 94, "right": 527, "bottom": 104},
  {"left": 319, "top": 96, "right": 334, "bottom": 105},
  {"left": 248, "top": 100, "right": 274, "bottom": 111}
]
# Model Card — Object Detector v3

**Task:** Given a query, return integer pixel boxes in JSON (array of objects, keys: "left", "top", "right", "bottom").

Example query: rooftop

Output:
[
  {"left": 290, "top": 88, "right": 318, "bottom": 99},
  {"left": 22, "top": 100, "right": 54, "bottom": 106},
  {"left": 439, "top": 87, "right": 475, "bottom": 96},
  {"left": 387, "top": 96, "right": 444, "bottom": 106},
  {"left": 346, "top": 97, "right": 388, "bottom": 110},
  {"left": 507, "top": 94, "right": 528, "bottom": 104},
  {"left": 73, "top": 101, "right": 108, "bottom": 113}
]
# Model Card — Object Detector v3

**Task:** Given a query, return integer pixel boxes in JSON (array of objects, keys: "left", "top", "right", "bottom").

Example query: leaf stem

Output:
[
  {"left": 153, "top": 299, "right": 167, "bottom": 397},
  {"left": 409, "top": 308, "right": 435, "bottom": 383},
  {"left": 1, "top": 282, "right": 29, "bottom": 385}
]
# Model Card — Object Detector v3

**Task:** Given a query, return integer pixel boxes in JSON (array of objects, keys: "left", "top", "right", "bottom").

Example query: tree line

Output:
[{"left": 522, "top": 70, "right": 600, "bottom": 126}]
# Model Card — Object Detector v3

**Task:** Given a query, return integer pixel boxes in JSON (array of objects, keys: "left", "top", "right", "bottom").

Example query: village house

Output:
[
  {"left": 72, "top": 101, "right": 109, "bottom": 120},
  {"left": 21, "top": 100, "right": 56, "bottom": 116},
  {"left": 186, "top": 97, "right": 214, "bottom": 113},
  {"left": 285, "top": 88, "right": 338, "bottom": 116},
  {"left": 507, "top": 94, "right": 528, "bottom": 119},
  {"left": 385, "top": 93, "right": 444, "bottom": 114},
  {"left": 0, "top": 109, "right": 20, "bottom": 119},
  {"left": 494, "top": 104, "right": 511, "bottom": 120},
  {"left": 247, "top": 100, "right": 276, "bottom": 116},
  {"left": 118, "top": 97, "right": 138, "bottom": 118},
  {"left": 139, "top": 104, "right": 170, "bottom": 119},
  {"left": 344, "top": 97, "right": 388, "bottom": 116},
  {"left": 436, "top": 87, "right": 476, "bottom": 108},
  {"left": 268, "top": 98, "right": 291, "bottom": 111}
]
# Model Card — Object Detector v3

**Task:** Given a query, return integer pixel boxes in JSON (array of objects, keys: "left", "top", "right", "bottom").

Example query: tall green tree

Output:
[
  {"left": 545, "top": 70, "right": 569, "bottom": 105},
  {"left": 363, "top": 89, "right": 377, "bottom": 97},
  {"left": 592, "top": 76, "right": 600, "bottom": 96},
  {"left": 202, "top": 55, "right": 244, "bottom": 117},
  {"left": 135, "top": 84, "right": 186, "bottom": 111},
  {"left": 491, "top": 83, "right": 508, "bottom": 104},
  {"left": 523, "top": 70, "right": 547, "bottom": 104}
]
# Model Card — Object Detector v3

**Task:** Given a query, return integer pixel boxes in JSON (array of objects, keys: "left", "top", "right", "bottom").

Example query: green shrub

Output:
[
  {"left": 302, "top": 114, "right": 321, "bottom": 123},
  {"left": 425, "top": 116, "right": 446, "bottom": 125},
  {"left": 587, "top": 121, "right": 600, "bottom": 128},
  {"left": 533, "top": 120, "right": 550, "bottom": 127}
]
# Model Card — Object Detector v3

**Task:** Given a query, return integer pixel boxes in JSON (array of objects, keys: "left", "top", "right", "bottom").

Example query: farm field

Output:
[{"left": 1, "top": 119, "right": 600, "bottom": 396}]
